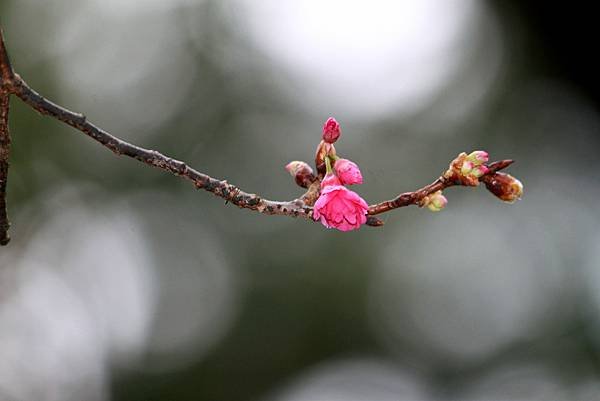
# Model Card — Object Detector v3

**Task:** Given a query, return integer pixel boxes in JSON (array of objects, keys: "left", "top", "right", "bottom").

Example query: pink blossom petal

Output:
[
  {"left": 334, "top": 158, "right": 363, "bottom": 185},
  {"left": 312, "top": 185, "right": 368, "bottom": 232}
]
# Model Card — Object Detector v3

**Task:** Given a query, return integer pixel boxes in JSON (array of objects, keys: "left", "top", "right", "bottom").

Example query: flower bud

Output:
[
  {"left": 466, "top": 150, "right": 489, "bottom": 165},
  {"left": 426, "top": 191, "right": 447, "bottom": 212},
  {"left": 444, "top": 151, "right": 491, "bottom": 187},
  {"left": 315, "top": 140, "right": 336, "bottom": 175},
  {"left": 322, "top": 117, "right": 341, "bottom": 143},
  {"left": 461, "top": 160, "right": 474, "bottom": 176},
  {"left": 482, "top": 172, "right": 523, "bottom": 203},
  {"left": 470, "top": 165, "right": 489, "bottom": 178},
  {"left": 321, "top": 172, "right": 342, "bottom": 188},
  {"left": 285, "top": 161, "right": 316, "bottom": 188},
  {"left": 334, "top": 158, "right": 363, "bottom": 185}
]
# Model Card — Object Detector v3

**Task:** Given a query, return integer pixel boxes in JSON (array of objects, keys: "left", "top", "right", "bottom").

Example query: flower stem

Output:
[{"left": 325, "top": 155, "right": 333, "bottom": 175}]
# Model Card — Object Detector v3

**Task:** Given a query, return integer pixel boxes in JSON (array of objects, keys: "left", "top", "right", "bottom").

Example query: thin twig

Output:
[{"left": 367, "top": 160, "right": 514, "bottom": 215}]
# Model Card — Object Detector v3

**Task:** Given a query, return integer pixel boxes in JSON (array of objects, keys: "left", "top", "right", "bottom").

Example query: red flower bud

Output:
[
  {"left": 334, "top": 158, "right": 363, "bottom": 185},
  {"left": 322, "top": 117, "right": 341, "bottom": 143}
]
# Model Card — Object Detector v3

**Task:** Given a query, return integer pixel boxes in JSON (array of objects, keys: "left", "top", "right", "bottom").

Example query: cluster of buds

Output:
[
  {"left": 287, "top": 117, "right": 369, "bottom": 231},
  {"left": 444, "top": 150, "right": 524, "bottom": 202},
  {"left": 314, "top": 117, "right": 341, "bottom": 175},
  {"left": 420, "top": 191, "right": 448, "bottom": 212},
  {"left": 444, "top": 151, "right": 489, "bottom": 186}
]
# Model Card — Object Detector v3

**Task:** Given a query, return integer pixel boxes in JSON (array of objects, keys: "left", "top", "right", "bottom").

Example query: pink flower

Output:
[
  {"left": 313, "top": 176, "right": 368, "bottom": 231},
  {"left": 322, "top": 117, "right": 341, "bottom": 143},
  {"left": 334, "top": 158, "right": 363, "bottom": 185}
]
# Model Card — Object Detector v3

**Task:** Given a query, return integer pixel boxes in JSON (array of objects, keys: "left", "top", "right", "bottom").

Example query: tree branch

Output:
[
  {"left": 367, "top": 160, "right": 514, "bottom": 215},
  {"left": 0, "top": 27, "right": 519, "bottom": 244},
  {"left": 0, "top": 30, "right": 14, "bottom": 86},
  {"left": 13, "top": 73, "right": 321, "bottom": 215},
  {"left": 0, "top": 94, "right": 10, "bottom": 245},
  {"left": 0, "top": 28, "right": 15, "bottom": 245}
]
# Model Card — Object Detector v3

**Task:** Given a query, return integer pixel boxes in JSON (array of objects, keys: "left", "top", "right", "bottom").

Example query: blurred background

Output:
[{"left": 1, "top": 1, "right": 599, "bottom": 400}]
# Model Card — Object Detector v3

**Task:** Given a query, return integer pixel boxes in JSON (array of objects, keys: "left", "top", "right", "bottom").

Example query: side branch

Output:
[{"left": 368, "top": 160, "right": 514, "bottom": 215}]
